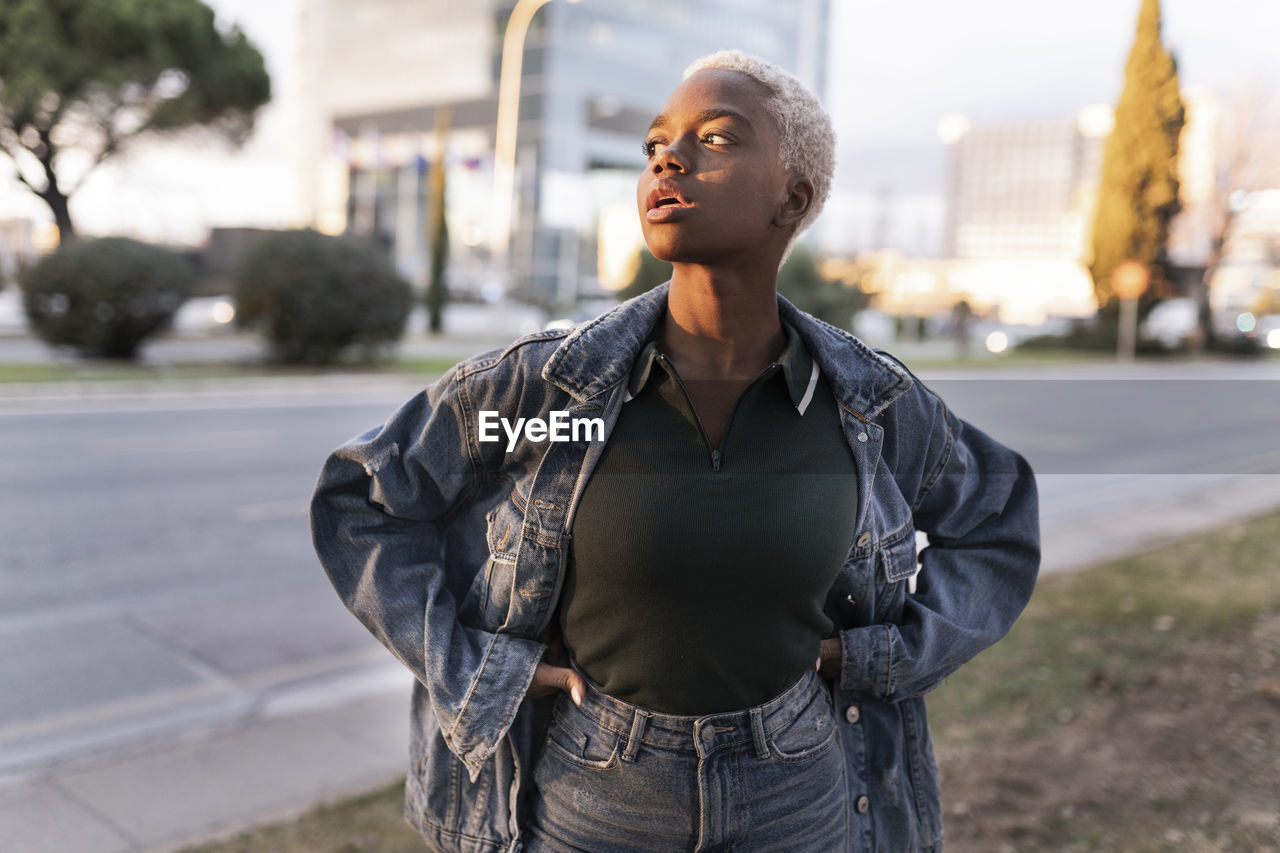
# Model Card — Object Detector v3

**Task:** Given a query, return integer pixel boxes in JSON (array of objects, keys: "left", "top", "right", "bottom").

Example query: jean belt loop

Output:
[
  {"left": 749, "top": 707, "right": 769, "bottom": 760},
  {"left": 622, "top": 710, "right": 648, "bottom": 762}
]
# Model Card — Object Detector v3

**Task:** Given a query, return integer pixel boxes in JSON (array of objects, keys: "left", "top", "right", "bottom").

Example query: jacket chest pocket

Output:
[
  {"left": 873, "top": 532, "right": 920, "bottom": 623},
  {"left": 828, "top": 530, "right": 919, "bottom": 629},
  {"left": 481, "top": 497, "right": 525, "bottom": 629},
  {"left": 847, "top": 480, "right": 920, "bottom": 625}
]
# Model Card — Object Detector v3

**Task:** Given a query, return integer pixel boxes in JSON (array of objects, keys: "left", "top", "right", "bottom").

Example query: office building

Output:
[
  {"left": 300, "top": 0, "right": 830, "bottom": 306},
  {"left": 940, "top": 109, "right": 1109, "bottom": 263},
  {"left": 941, "top": 90, "right": 1218, "bottom": 266}
]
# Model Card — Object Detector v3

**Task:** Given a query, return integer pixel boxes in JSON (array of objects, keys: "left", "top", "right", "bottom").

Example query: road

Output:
[
  {"left": 0, "top": 379, "right": 430, "bottom": 779},
  {"left": 1, "top": 359, "right": 1279, "bottom": 847}
]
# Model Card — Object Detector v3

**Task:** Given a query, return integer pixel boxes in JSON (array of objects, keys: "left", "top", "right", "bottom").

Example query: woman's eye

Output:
[
  {"left": 642, "top": 139, "right": 665, "bottom": 157},
  {"left": 702, "top": 133, "right": 730, "bottom": 146}
]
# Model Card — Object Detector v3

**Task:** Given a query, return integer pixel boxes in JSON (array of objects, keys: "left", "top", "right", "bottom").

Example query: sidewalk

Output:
[{"left": 0, "top": 670, "right": 415, "bottom": 853}]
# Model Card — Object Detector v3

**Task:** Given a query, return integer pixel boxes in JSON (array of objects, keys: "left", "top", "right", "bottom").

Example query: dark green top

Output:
[{"left": 561, "top": 319, "right": 861, "bottom": 714}]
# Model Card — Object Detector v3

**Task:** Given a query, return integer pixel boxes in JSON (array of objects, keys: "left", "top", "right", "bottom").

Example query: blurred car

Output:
[
  {"left": 0, "top": 286, "right": 27, "bottom": 332},
  {"left": 852, "top": 309, "right": 896, "bottom": 344},
  {"left": 1258, "top": 314, "right": 1280, "bottom": 350},
  {"left": 1139, "top": 297, "right": 1199, "bottom": 350},
  {"left": 542, "top": 299, "right": 618, "bottom": 332},
  {"left": 172, "top": 296, "right": 237, "bottom": 334}
]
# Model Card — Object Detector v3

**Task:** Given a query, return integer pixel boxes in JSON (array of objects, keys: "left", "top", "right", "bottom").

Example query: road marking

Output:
[
  {"left": 84, "top": 430, "right": 279, "bottom": 456},
  {"left": 237, "top": 499, "right": 306, "bottom": 523}
]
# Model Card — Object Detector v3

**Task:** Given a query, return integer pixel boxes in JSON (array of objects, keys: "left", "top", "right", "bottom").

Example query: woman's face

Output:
[{"left": 637, "top": 69, "right": 793, "bottom": 266}]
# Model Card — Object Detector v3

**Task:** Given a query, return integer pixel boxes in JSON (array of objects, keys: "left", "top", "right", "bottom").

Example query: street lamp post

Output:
[
  {"left": 489, "top": 0, "right": 578, "bottom": 288},
  {"left": 1112, "top": 259, "right": 1150, "bottom": 362}
]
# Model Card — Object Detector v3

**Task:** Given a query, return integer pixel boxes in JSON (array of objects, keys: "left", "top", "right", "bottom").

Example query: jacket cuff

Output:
[
  {"left": 445, "top": 632, "right": 545, "bottom": 782},
  {"left": 838, "top": 625, "right": 894, "bottom": 698}
]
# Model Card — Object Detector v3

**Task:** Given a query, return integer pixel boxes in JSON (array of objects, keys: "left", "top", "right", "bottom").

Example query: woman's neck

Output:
[{"left": 659, "top": 264, "right": 785, "bottom": 380}]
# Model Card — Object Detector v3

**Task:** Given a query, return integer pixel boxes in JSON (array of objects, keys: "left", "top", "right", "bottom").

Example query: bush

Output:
[
  {"left": 233, "top": 229, "right": 413, "bottom": 364},
  {"left": 19, "top": 237, "right": 195, "bottom": 360}
]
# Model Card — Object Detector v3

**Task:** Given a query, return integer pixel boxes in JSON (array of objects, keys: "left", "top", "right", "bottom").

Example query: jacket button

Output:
[
  {"left": 856, "top": 795, "right": 870, "bottom": 814},
  {"left": 855, "top": 531, "right": 872, "bottom": 547},
  {"left": 846, "top": 594, "right": 857, "bottom": 606},
  {"left": 845, "top": 705, "right": 861, "bottom": 724},
  {"left": 700, "top": 727, "right": 715, "bottom": 742},
  {"left": 857, "top": 432, "right": 869, "bottom": 442}
]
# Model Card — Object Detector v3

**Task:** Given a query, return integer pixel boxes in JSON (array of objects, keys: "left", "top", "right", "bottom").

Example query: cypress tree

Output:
[{"left": 1088, "top": 0, "right": 1185, "bottom": 308}]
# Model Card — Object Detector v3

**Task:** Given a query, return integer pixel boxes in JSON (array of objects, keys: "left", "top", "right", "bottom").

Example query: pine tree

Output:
[{"left": 1088, "top": 0, "right": 1185, "bottom": 308}]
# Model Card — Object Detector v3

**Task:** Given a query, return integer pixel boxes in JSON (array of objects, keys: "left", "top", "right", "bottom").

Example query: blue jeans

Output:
[{"left": 524, "top": 669, "right": 849, "bottom": 852}]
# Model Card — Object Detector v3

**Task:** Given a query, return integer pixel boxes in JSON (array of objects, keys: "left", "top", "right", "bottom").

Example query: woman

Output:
[{"left": 312, "top": 50, "right": 1039, "bottom": 852}]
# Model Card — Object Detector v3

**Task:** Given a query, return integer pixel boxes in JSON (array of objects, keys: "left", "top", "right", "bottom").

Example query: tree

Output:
[
  {"left": 1202, "top": 83, "right": 1280, "bottom": 275},
  {"left": 775, "top": 245, "right": 868, "bottom": 330},
  {"left": 1088, "top": 0, "right": 1185, "bottom": 308},
  {"left": 0, "top": 0, "right": 271, "bottom": 241},
  {"left": 1173, "top": 82, "right": 1280, "bottom": 348}
]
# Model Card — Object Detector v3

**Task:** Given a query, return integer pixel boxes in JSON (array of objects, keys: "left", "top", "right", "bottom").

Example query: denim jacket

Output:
[{"left": 310, "top": 283, "right": 1040, "bottom": 853}]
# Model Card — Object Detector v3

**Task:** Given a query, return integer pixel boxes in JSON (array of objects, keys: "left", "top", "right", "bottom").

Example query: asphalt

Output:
[{"left": 4, "top": 328, "right": 1280, "bottom": 852}]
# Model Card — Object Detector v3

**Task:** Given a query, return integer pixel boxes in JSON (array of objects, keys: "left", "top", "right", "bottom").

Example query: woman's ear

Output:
[{"left": 775, "top": 176, "right": 814, "bottom": 229}]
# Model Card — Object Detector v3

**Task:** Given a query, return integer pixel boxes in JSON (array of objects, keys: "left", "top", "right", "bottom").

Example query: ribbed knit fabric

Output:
[{"left": 561, "top": 324, "right": 859, "bottom": 714}]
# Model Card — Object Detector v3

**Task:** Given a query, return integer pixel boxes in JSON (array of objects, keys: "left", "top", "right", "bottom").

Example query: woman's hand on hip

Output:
[
  {"left": 814, "top": 636, "right": 842, "bottom": 681},
  {"left": 528, "top": 662, "right": 586, "bottom": 706}
]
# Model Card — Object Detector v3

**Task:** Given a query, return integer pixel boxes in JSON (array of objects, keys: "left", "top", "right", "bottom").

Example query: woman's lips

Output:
[
  {"left": 646, "top": 201, "right": 694, "bottom": 223},
  {"left": 644, "top": 180, "right": 692, "bottom": 222}
]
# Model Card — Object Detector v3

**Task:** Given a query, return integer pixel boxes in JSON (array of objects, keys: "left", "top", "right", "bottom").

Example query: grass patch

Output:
[
  {"left": 928, "top": 509, "right": 1280, "bottom": 851},
  {"left": 177, "top": 509, "right": 1280, "bottom": 852},
  {"left": 927, "top": 511, "right": 1280, "bottom": 748}
]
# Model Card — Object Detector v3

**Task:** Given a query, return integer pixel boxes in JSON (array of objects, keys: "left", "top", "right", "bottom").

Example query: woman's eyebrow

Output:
[{"left": 646, "top": 108, "right": 754, "bottom": 134}]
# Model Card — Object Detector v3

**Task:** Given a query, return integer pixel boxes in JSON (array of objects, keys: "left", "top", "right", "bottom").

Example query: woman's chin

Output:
[{"left": 644, "top": 238, "right": 717, "bottom": 266}]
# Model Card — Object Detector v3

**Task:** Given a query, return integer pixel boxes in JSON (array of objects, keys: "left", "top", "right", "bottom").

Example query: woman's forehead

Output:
[{"left": 654, "top": 69, "right": 777, "bottom": 134}]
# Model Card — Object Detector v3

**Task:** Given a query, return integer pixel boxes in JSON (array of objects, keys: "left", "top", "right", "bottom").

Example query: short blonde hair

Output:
[{"left": 683, "top": 49, "right": 836, "bottom": 259}]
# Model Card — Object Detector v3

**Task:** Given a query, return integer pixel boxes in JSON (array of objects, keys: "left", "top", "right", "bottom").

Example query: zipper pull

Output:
[{"left": 712, "top": 449, "right": 721, "bottom": 472}]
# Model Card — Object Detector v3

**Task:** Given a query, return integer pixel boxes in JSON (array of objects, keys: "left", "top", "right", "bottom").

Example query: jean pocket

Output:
[
  {"left": 542, "top": 702, "right": 620, "bottom": 771},
  {"left": 766, "top": 681, "right": 838, "bottom": 763}
]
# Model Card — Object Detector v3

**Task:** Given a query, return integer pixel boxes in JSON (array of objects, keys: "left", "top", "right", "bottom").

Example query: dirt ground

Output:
[{"left": 935, "top": 612, "right": 1280, "bottom": 853}]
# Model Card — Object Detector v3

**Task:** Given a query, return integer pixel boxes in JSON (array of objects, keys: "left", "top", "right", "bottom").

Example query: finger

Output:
[
  {"left": 533, "top": 663, "right": 586, "bottom": 705},
  {"left": 530, "top": 663, "right": 566, "bottom": 695},
  {"left": 566, "top": 670, "right": 586, "bottom": 706}
]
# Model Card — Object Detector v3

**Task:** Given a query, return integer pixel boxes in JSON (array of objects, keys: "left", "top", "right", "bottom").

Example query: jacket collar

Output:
[
  {"left": 542, "top": 281, "right": 913, "bottom": 418},
  {"left": 624, "top": 316, "right": 815, "bottom": 411}
]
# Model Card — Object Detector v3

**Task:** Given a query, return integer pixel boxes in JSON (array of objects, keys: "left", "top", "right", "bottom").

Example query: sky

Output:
[{"left": 2, "top": 0, "right": 1277, "bottom": 255}]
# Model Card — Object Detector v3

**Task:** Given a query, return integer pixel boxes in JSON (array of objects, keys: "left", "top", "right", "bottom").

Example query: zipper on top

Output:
[{"left": 656, "top": 351, "right": 778, "bottom": 473}]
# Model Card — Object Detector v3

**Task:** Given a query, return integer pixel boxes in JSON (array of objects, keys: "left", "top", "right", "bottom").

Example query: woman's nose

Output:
[{"left": 651, "top": 139, "right": 688, "bottom": 174}]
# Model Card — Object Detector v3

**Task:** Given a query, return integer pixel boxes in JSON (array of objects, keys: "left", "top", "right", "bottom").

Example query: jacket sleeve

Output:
[
  {"left": 309, "top": 368, "right": 545, "bottom": 780},
  {"left": 838, "top": 380, "right": 1040, "bottom": 701}
]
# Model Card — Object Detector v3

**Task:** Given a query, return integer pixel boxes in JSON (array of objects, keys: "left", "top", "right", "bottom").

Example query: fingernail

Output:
[{"left": 571, "top": 685, "right": 583, "bottom": 706}]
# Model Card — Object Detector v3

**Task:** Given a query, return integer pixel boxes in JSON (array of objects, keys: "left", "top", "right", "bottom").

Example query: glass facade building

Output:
[{"left": 306, "top": 0, "right": 830, "bottom": 306}]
